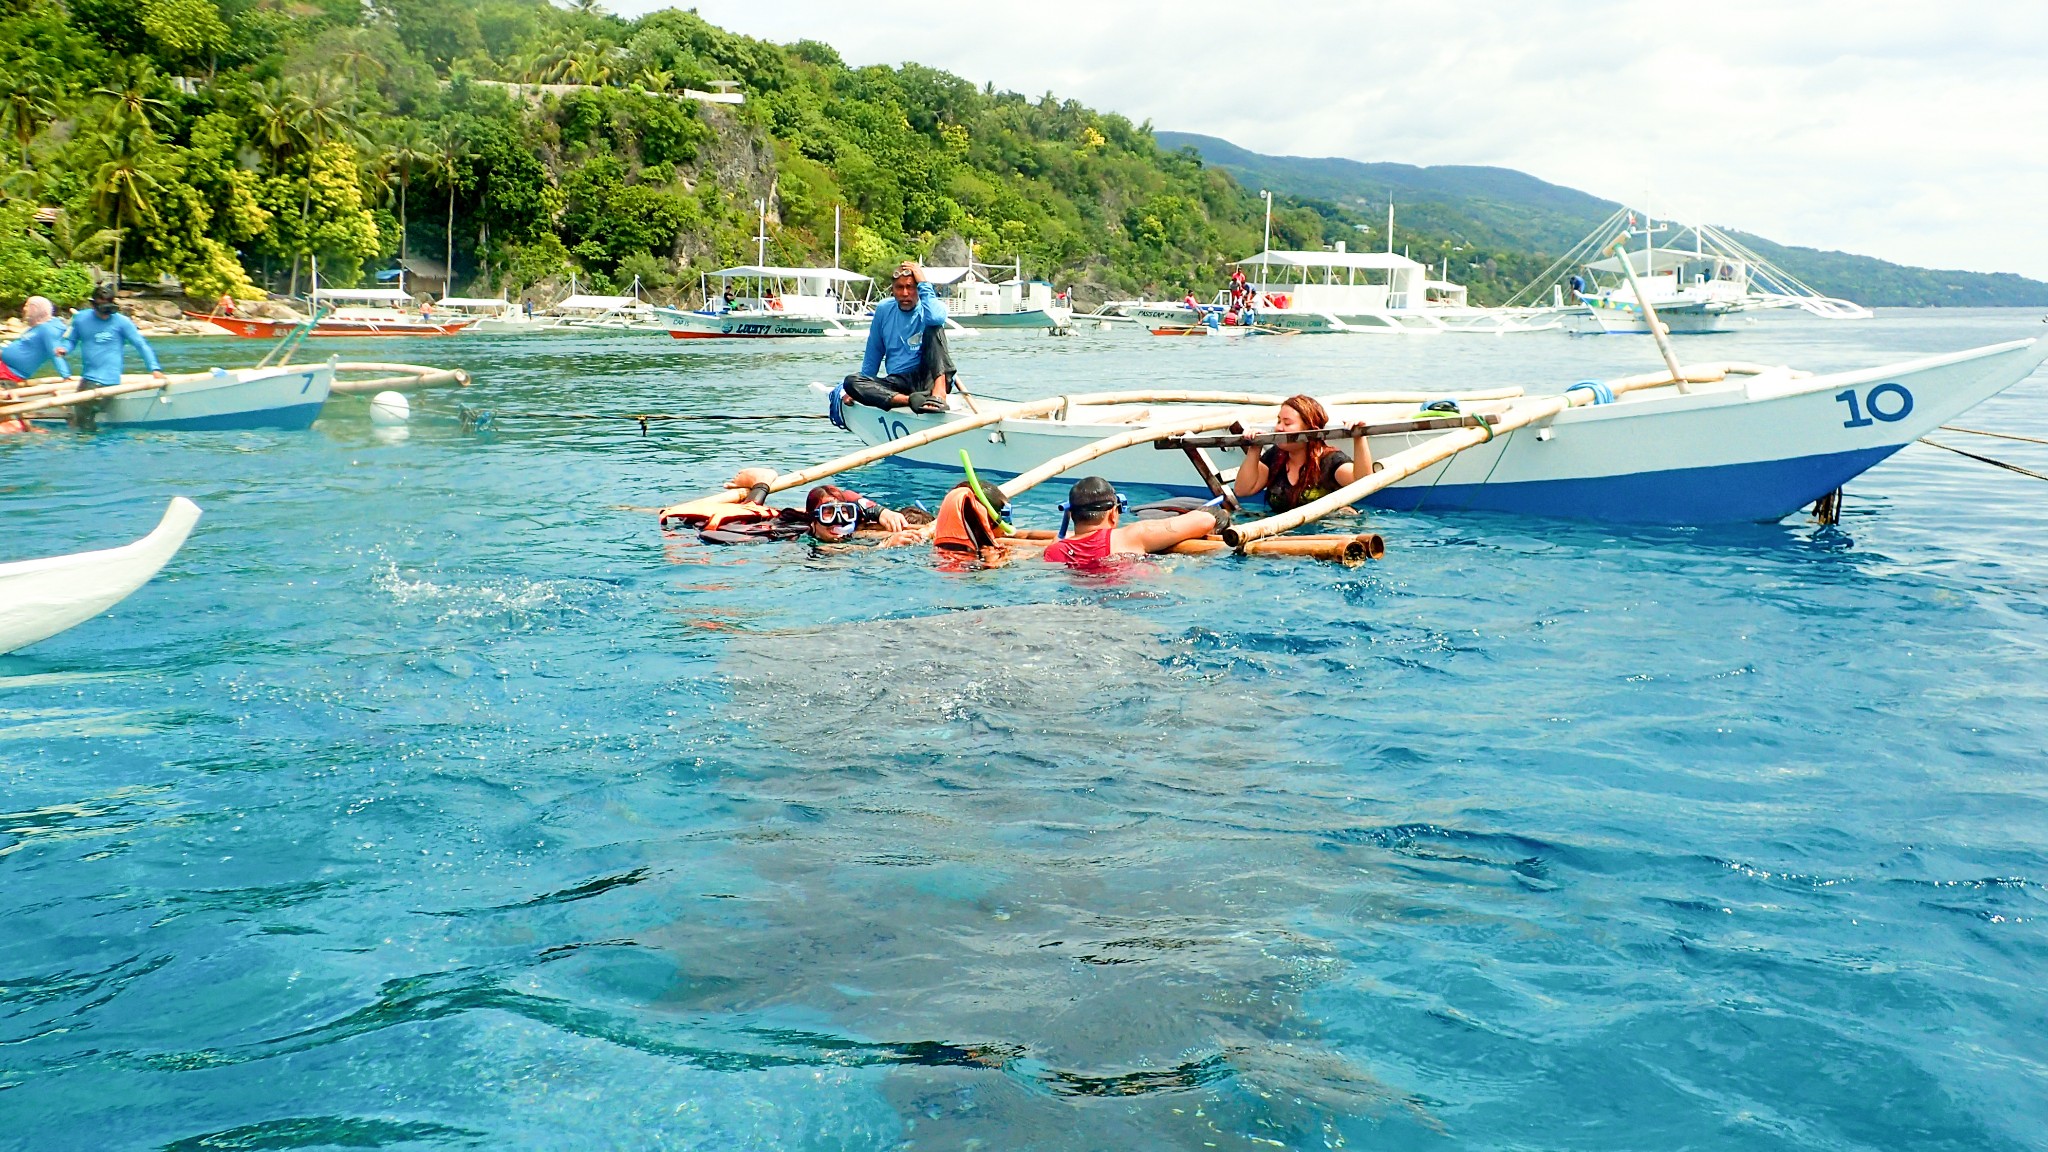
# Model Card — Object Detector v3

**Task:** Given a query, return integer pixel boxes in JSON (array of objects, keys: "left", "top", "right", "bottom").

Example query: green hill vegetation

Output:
[
  {"left": 0, "top": 2, "right": 2030, "bottom": 313},
  {"left": 1157, "top": 131, "right": 2048, "bottom": 308},
  {"left": 0, "top": 0, "right": 1373, "bottom": 310}
]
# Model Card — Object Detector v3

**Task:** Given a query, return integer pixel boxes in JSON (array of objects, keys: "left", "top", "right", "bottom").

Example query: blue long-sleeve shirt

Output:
[
  {"left": 860, "top": 283, "right": 948, "bottom": 378},
  {"left": 60, "top": 310, "right": 160, "bottom": 386},
  {"left": 1, "top": 318, "right": 70, "bottom": 380}
]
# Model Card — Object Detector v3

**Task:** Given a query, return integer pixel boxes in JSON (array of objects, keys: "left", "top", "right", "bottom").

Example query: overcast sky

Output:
[{"left": 616, "top": 2, "right": 2048, "bottom": 280}]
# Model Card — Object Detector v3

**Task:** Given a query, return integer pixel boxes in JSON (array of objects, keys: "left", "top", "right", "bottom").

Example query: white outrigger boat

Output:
[
  {"left": 1133, "top": 247, "right": 1556, "bottom": 336},
  {"left": 822, "top": 336, "right": 2047, "bottom": 524},
  {"left": 925, "top": 256, "right": 1073, "bottom": 331},
  {"left": 0, "top": 497, "right": 200, "bottom": 655},
  {"left": 656, "top": 266, "right": 870, "bottom": 339},
  {"left": 438, "top": 296, "right": 541, "bottom": 333},
  {"left": 3, "top": 361, "right": 336, "bottom": 431},
  {"left": 1510, "top": 207, "right": 1874, "bottom": 334}
]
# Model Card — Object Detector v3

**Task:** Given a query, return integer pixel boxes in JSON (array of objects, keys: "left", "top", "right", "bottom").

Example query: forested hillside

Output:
[
  {"left": 1158, "top": 131, "right": 2048, "bottom": 308},
  {"left": 0, "top": 0, "right": 1354, "bottom": 308}
]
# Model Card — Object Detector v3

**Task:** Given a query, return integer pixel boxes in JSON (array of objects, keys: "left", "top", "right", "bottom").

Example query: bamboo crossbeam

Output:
[
  {"left": 1158, "top": 414, "right": 1498, "bottom": 450},
  {"left": 995, "top": 412, "right": 1250, "bottom": 501},
  {"left": 0, "top": 375, "right": 186, "bottom": 419},
  {"left": 757, "top": 390, "right": 1311, "bottom": 497},
  {"left": 1222, "top": 373, "right": 1689, "bottom": 547}
]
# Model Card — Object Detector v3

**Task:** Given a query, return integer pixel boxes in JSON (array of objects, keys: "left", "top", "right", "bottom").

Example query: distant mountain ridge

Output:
[{"left": 1156, "top": 131, "right": 2048, "bottom": 308}]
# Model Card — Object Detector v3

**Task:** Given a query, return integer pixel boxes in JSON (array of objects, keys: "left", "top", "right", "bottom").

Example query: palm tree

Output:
[
  {"left": 380, "top": 122, "right": 431, "bottom": 268},
  {"left": 93, "top": 60, "right": 171, "bottom": 141},
  {"left": 633, "top": 68, "right": 674, "bottom": 95},
  {"left": 292, "top": 72, "right": 366, "bottom": 153},
  {"left": 328, "top": 30, "right": 387, "bottom": 115},
  {"left": 248, "top": 78, "right": 311, "bottom": 168},
  {"left": 33, "top": 210, "right": 119, "bottom": 266},
  {"left": 431, "top": 127, "right": 472, "bottom": 293},
  {"left": 0, "top": 73, "right": 57, "bottom": 170},
  {"left": 87, "top": 133, "right": 162, "bottom": 284}
]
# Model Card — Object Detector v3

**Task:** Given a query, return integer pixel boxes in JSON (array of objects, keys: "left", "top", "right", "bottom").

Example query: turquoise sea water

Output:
[{"left": 4, "top": 310, "right": 2047, "bottom": 1150}]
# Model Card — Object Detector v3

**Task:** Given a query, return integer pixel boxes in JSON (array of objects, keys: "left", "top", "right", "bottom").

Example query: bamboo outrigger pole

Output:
[
  {"left": 994, "top": 412, "right": 1251, "bottom": 501},
  {"left": 0, "top": 375, "right": 191, "bottom": 419},
  {"left": 728, "top": 386, "right": 1529, "bottom": 501},
  {"left": 1610, "top": 233, "right": 1689, "bottom": 392},
  {"left": 1222, "top": 369, "right": 1721, "bottom": 549}
]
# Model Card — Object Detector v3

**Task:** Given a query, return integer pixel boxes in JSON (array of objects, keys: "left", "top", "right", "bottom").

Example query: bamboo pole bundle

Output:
[{"left": 330, "top": 363, "right": 471, "bottom": 395}]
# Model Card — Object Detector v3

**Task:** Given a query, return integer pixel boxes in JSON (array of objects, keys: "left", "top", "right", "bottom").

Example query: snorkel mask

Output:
[{"left": 810, "top": 499, "right": 861, "bottom": 540}]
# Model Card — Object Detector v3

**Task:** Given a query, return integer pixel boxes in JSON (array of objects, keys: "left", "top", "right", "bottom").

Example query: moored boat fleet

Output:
[{"left": 11, "top": 196, "right": 2044, "bottom": 655}]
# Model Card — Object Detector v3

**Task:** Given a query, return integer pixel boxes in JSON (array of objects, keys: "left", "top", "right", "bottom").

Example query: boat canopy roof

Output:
[
  {"left": 709, "top": 265, "right": 871, "bottom": 282},
  {"left": 1586, "top": 247, "right": 1745, "bottom": 275},
  {"left": 919, "top": 266, "right": 981, "bottom": 286},
  {"left": 1237, "top": 249, "right": 1426, "bottom": 272},
  {"left": 437, "top": 296, "right": 512, "bottom": 308},
  {"left": 313, "top": 288, "right": 416, "bottom": 304},
  {"left": 553, "top": 294, "right": 645, "bottom": 310}
]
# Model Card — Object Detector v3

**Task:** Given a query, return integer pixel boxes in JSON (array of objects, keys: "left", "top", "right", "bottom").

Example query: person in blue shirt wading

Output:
[
  {"left": 58, "top": 283, "right": 165, "bottom": 391},
  {"left": 0, "top": 296, "right": 74, "bottom": 389},
  {"left": 0, "top": 295, "right": 75, "bottom": 433},
  {"left": 841, "top": 261, "right": 956, "bottom": 415}
]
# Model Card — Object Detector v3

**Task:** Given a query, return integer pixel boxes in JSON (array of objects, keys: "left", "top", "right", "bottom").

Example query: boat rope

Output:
[
  {"left": 456, "top": 409, "right": 827, "bottom": 436},
  {"left": 1939, "top": 424, "right": 2048, "bottom": 448},
  {"left": 1918, "top": 438, "right": 2048, "bottom": 482}
]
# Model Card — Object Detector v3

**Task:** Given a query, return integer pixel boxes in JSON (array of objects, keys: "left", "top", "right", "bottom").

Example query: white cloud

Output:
[{"left": 615, "top": 0, "right": 2048, "bottom": 279}]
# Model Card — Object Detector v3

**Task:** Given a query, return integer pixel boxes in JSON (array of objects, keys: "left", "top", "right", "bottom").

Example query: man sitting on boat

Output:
[
  {"left": 841, "top": 261, "right": 953, "bottom": 415},
  {"left": 1043, "top": 477, "right": 1229, "bottom": 568},
  {"left": 58, "top": 284, "right": 164, "bottom": 392},
  {"left": 1233, "top": 394, "right": 1370, "bottom": 512}
]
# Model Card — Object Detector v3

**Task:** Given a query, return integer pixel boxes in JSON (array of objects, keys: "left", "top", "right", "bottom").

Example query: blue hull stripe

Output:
[
  {"left": 107, "top": 400, "right": 327, "bottom": 432},
  {"left": 1368, "top": 446, "right": 1901, "bottom": 523},
  {"left": 882, "top": 445, "right": 1903, "bottom": 524}
]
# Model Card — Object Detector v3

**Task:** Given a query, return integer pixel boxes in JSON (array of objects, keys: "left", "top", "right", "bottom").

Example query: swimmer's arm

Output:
[{"left": 1119, "top": 509, "right": 1219, "bottom": 554}]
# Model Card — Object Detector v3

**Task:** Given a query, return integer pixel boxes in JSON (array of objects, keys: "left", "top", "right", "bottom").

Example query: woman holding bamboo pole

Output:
[{"left": 1232, "top": 394, "right": 1371, "bottom": 512}]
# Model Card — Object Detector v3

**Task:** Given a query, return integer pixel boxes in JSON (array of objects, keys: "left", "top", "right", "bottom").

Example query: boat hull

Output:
[
  {"left": 188, "top": 314, "right": 475, "bottom": 338},
  {"left": 97, "top": 363, "right": 335, "bottom": 431},
  {"left": 834, "top": 339, "right": 2047, "bottom": 524},
  {"left": 661, "top": 308, "right": 859, "bottom": 339},
  {"left": 0, "top": 497, "right": 200, "bottom": 655},
  {"left": 950, "top": 308, "right": 1074, "bottom": 330}
]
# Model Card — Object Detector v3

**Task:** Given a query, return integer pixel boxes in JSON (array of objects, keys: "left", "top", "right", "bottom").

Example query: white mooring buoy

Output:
[{"left": 369, "top": 390, "right": 411, "bottom": 426}]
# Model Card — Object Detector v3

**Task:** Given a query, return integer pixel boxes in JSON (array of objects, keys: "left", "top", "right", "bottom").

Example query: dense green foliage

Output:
[
  {"left": 1159, "top": 131, "right": 2048, "bottom": 308},
  {"left": 0, "top": 0, "right": 1390, "bottom": 307}
]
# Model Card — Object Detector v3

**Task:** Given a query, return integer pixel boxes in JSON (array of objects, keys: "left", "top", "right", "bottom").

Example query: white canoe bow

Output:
[{"left": 0, "top": 497, "right": 202, "bottom": 655}]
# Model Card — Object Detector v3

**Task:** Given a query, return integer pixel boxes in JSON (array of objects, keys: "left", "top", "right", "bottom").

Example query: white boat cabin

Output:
[
  {"left": 311, "top": 287, "right": 423, "bottom": 321},
  {"left": 436, "top": 296, "right": 521, "bottom": 320},
  {"left": 923, "top": 266, "right": 1063, "bottom": 318},
  {"left": 1236, "top": 250, "right": 1432, "bottom": 315},
  {"left": 1580, "top": 247, "right": 1751, "bottom": 309},
  {"left": 702, "top": 266, "right": 871, "bottom": 318}
]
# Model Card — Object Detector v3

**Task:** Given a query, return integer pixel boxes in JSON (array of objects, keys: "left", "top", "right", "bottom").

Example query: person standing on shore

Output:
[{"left": 57, "top": 284, "right": 164, "bottom": 390}]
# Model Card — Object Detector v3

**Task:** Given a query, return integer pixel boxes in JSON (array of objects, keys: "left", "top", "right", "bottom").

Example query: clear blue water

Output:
[{"left": 5, "top": 311, "right": 2047, "bottom": 1150}]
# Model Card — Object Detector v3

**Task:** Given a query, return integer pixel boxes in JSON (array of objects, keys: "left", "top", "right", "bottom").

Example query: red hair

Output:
[{"left": 1273, "top": 394, "right": 1336, "bottom": 506}]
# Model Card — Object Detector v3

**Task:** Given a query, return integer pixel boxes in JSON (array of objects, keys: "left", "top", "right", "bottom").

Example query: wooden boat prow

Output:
[{"left": 0, "top": 497, "right": 201, "bottom": 655}]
